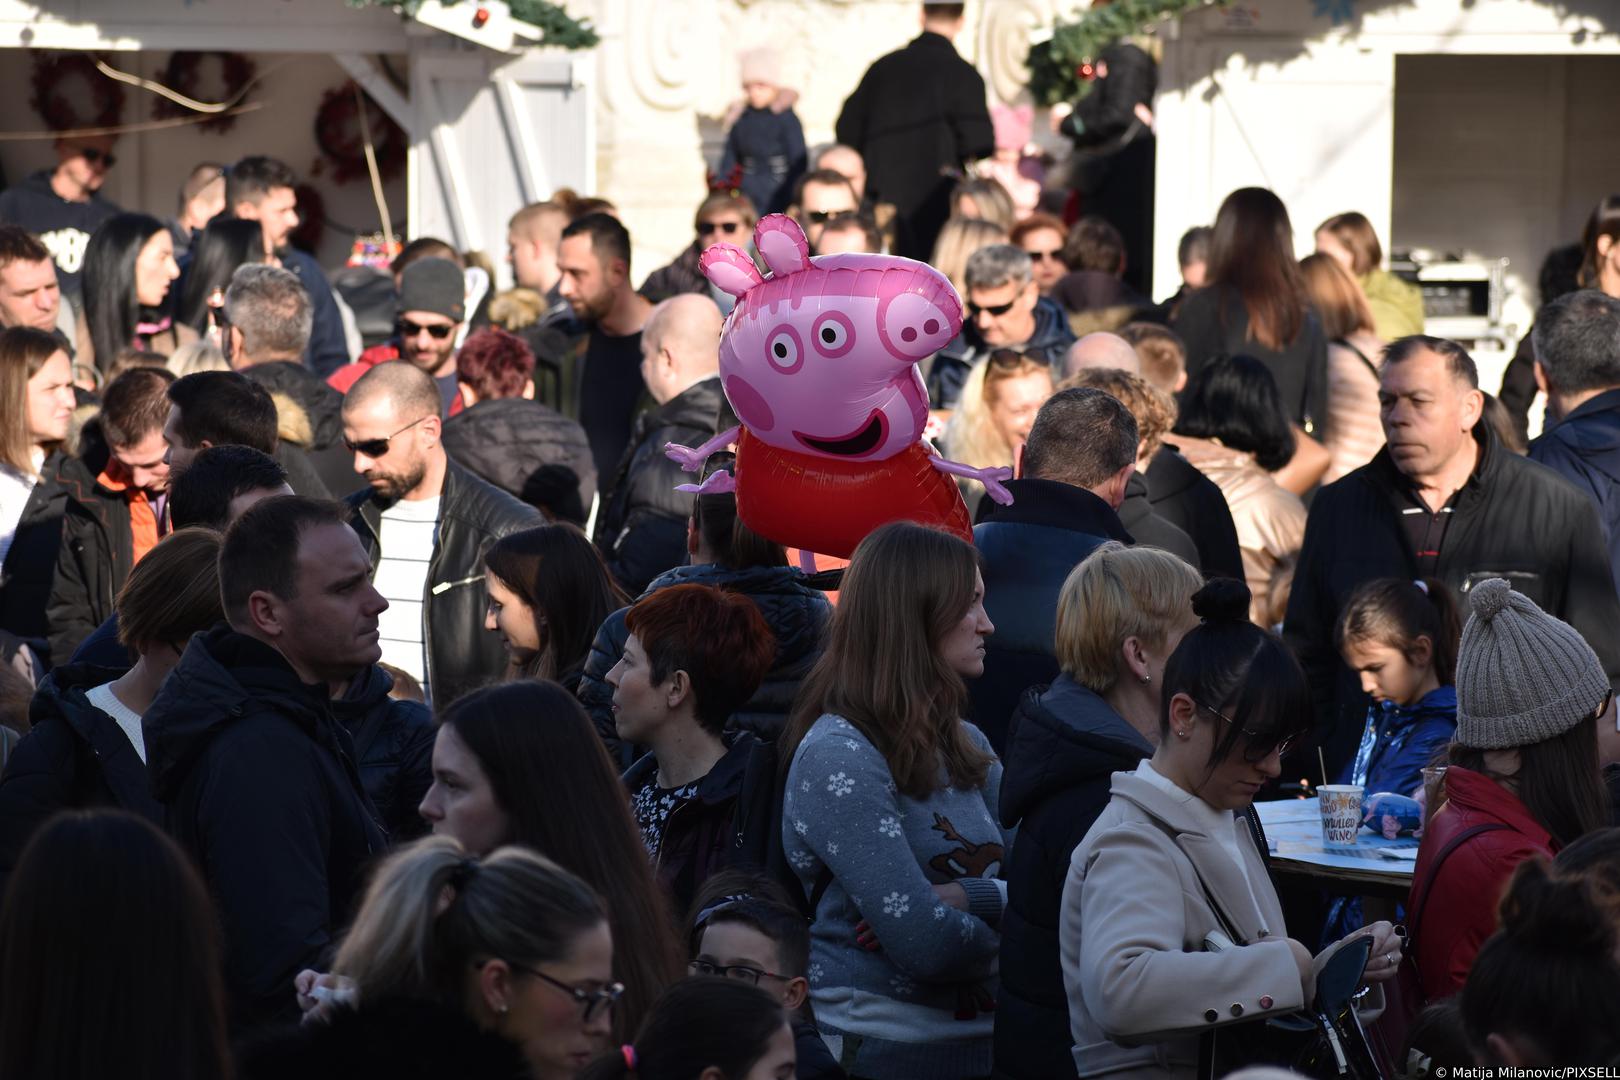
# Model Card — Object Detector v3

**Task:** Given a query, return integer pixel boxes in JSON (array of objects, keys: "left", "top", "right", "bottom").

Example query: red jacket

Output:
[
  {"left": 1407, "top": 766, "right": 1555, "bottom": 999},
  {"left": 327, "top": 343, "right": 464, "bottom": 416}
]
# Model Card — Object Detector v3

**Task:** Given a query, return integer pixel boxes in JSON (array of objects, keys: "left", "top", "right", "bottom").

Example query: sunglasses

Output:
[
  {"left": 805, "top": 210, "right": 853, "bottom": 225},
  {"left": 1027, "top": 249, "right": 1064, "bottom": 263},
  {"left": 989, "top": 348, "right": 1034, "bottom": 371},
  {"left": 503, "top": 963, "right": 625, "bottom": 1024},
  {"left": 1197, "top": 700, "right": 1303, "bottom": 763},
  {"left": 344, "top": 415, "right": 430, "bottom": 459},
  {"left": 398, "top": 318, "right": 456, "bottom": 340},
  {"left": 968, "top": 298, "right": 1018, "bottom": 318},
  {"left": 698, "top": 221, "right": 744, "bottom": 237},
  {"left": 80, "top": 147, "right": 117, "bottom": 168}
]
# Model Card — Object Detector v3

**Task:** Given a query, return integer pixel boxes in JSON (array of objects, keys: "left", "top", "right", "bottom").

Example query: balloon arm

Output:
[
  {"left": 675, "top": 470, "right": 737, "bottom": 496},
  {"left": 665, "top": 427, "right": 742, "bottom": 472},
  {"left": 930, "top": 458, "right": 1015, "bottom": 505}
]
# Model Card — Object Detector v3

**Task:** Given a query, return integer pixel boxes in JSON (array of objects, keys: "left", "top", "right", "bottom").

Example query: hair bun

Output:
[
  {"left": 1468, "top": 577, "right": 1513, "bottom": 621},
  {"left": 1192, "top": 577, "right": 1252, "bottom": 625}
]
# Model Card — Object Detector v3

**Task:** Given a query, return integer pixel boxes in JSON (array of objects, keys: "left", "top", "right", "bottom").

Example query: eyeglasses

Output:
[
  {"left": 80, "top": 147, "right": 117, "bottom": 168},
  {"left": 968, "top": 298, "right": 1017, "bottom": 319},
  {"left": 502, "top": 962, "right": 624, "bottom": 1023},
  {"left": 698, "top": 221, "right": 743, "bottom": 237},
  {"left": 1196, "top": 699, "right": 1303, "bottom": 763},
  {"left": 343, "top": 415, "right": 431, "bottom": 458},
  {"left": 804, "top": 210, "right": 852, "bottom": 225},
  {"left": 989, "top": 348, "right": 1033, "bottom": 371},
  {"left": 688, "top": 959, "right": 791, "bottom": 986},
  {"left": 1026, "top": 249, "right": 1064, "bottom": 263},
  {"left": 398, "top": 318, "right": 456, "bottom": 340}
]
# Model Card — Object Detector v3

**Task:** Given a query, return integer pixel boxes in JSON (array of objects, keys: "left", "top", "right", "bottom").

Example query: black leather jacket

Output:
[{"left": 345, "top": 460, "right": 541, "bottom": 706}]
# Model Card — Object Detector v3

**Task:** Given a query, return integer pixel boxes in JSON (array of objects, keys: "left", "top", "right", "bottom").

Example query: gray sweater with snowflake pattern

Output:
[{"left": 783, "top": 713, "right": 1011, "bottom": 1080}]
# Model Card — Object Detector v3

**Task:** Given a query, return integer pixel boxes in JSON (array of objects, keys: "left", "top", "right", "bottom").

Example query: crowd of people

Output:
[{"left": 2, "top": 3, "right": 1620, "bottom": 1078}]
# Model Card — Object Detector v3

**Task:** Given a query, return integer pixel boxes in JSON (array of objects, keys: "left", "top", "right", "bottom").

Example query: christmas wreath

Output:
[
  {"left": 150, "top": 51, "right": 257, "bottom": 134},
  {"left": 314, "top": 82, "right": 408, "bottom": 185},
  {"left": 1028, "top": 0, "right": 1216, "bottom": 106},
  {"left": 28, "top": 51, "right": 125, "bottom": 132}
]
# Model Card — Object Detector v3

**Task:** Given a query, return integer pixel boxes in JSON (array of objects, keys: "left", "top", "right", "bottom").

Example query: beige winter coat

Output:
[{"left": 1059, "top": 768, "right": 1306, "bottom": 1079}]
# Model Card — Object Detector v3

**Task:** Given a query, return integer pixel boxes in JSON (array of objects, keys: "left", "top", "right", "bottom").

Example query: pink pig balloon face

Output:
[{"left": 700, "top": 215, "right": 962, "bottom": 460}]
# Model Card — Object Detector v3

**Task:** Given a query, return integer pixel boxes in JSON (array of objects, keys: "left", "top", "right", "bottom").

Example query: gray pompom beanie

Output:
[{"left": 1454, "top": 578, "right": 1609, "bottom": 750}]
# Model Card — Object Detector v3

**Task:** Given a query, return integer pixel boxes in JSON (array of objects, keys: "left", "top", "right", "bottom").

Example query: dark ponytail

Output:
[
  {"left": 1335, "top": 577, "right": 1461, "bottom": 685},
  {"left": 578, "top": 977, "right": 788, "bottom": 1080},
  {"left": 1162, "top": 578, "right": 1312, "bottom": 766}
]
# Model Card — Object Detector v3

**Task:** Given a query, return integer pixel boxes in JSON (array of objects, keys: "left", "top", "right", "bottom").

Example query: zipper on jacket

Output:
[{"left": 430, "top": 574, "right": 482, "bottom": 596}]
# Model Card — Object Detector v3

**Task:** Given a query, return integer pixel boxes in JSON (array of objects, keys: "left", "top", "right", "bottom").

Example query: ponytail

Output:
[
  {"left": 579, "top": 978, "right": 787, "bottom": 1080},
  {"left": 1335, "top": 577, "right": 1461, "bottom": 686}
]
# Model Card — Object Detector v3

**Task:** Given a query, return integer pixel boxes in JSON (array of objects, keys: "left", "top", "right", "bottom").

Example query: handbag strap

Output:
[
  {"left": 1333, "top": 337, "right": 1380, "bottom": 382},
  {"left": 1406, "top": 822, "right": 1508, "bottom": 944}
]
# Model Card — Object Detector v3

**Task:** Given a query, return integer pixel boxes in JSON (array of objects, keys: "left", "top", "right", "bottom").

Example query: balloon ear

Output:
[
  {"left": 701, "top": 244, "right": 766, "bottom": 298},
  {"left": 755, "top": 214, "right": 811, "bottom": 278}
]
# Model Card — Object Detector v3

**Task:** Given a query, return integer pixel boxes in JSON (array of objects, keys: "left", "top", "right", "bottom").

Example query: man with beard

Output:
[
  {"left": 340, "top": 361, "right": 539, "bottom": 705},
  {"left": 327, "top": 258, "right": 467, "bottom": 417},
  {"left": 557, "top": 212, "right": 653, "bottom": 492}
]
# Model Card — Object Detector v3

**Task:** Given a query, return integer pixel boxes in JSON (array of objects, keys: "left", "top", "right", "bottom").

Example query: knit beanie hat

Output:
[
  {"left": 738, "top": 47, "right": 781, "bottom": 88},
  {"left": 397, "top": 257, "right": 466, "bottom": 322},
  {"left": 1454, "top": 578, "right": 1609, "bottom": 750}
]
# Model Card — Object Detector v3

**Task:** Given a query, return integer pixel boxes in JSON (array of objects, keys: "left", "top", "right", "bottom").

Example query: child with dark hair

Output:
[
  {"left": 607, "top": 583, "right": 779, "bottom": 916},
  {"left": 579, "top": 977, "right": 794, "bottom": 1080},
  {"left": 686, "top": 871, "right": 844, "bottom": 1080}
]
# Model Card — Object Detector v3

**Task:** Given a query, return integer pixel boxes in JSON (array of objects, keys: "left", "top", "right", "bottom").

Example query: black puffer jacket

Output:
[
  {"left": 239, "top": 996, "right": 529, "bottom": 1080},
  {"left": 347, "top": 460, "right": 541, "bottom": 707},
  {"left": 144, "top": 627, "right": 386, "bottom": 1028},
  {"left": 242, "top": 359, "right": 365, "bottom": 497},
  {"left": 332, "top": 664, "right": 436, "bottom": 842},
  {"left": 578, "top": 561, "right": 832, "bottom": 769},
  {"left": 993, "top": 677, "right": 1151, "bottom": 1080},
  {"left": 594, "top": 376, "right": 725, "bottom": 596},
  {"left": 46, "top": 453, "right": 134, "bottom": 667},
  {"left": 0, "top": 661, "right": 159, "bottom": 896},
  {"left": 441, "top": 396, "right": 596, "bottom": 524},
  {"left": 0, "top": 448, "right": 67, "bottom": 648}
]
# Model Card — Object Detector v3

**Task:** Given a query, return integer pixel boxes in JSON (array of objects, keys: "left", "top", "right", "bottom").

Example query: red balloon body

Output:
[{"left": 735, "top": 428, "right": 973, "bottom": 558}]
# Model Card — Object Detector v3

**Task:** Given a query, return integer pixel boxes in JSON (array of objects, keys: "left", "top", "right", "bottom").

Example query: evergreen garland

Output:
[
  {"left": 349, "top": 0, "right": 599, "bottom": 48},
  {"left": 1028, "top": 0, "right": 1213, "bottom": 105}
]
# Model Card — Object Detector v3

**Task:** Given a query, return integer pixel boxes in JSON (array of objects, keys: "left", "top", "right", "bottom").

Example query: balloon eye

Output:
[
  {"left": 812, "top": 314, "right": 854, "bottom": 358},
  {"left": 766, "top": 328, "right": 802, "bottom": 373}
]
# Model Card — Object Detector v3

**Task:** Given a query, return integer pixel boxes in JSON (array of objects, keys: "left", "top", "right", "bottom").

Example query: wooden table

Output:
[{"left": 1254, "top": 799, "right": 1418, "bottom": 901}]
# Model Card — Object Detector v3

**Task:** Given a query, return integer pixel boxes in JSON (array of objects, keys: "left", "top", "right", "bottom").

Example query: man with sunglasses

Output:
[
  {"left": 327, "top": 258, "right": 468, "bottom": 419},
  {"left": 341, "top": 361, "right": 540, "bottom": 706},
  {"left": 0, "top": 137, "right": 122, "bottom": 299},
  {"left": 928, "top": 244, "right": 1076, "bottom": 411},
  {"left": 787, "top": 169, "right": 861, "bottom": 253}
]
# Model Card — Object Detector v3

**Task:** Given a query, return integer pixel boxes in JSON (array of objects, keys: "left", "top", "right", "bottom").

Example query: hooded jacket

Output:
[
  {"left": 971, "top": 478, "right": 1134, "bottom": 754},
  {"left": 579, "top": 561, "right": 831, "bottom": 769},
  {"left": 143, "top": 627, "right": 387, "bottom": 1028},
  {"left": 0, "top": 448, "right": 67, "bottom": 647},
  {"left": 239, "top": 996, "right": 529, "bottom": 1080},
  {"left": 1341, "top": 684, "right": 1456, "bottom": 798},
  {"left": 441, "top": 396, "right": 596, "bottom": 524},
  {"left": 1528, "top": 386, "right": 1620, "bottom": 590},
  {"left": 1060, "top": 766, "right": 1307, "bottom": 1079},
  {"left": 1407, "top": 766, "right": 1556, "bottom": 1000},
  {"left": 594, "top": 376, "right": 725, "bottom": 596},
  {"left": 1144, "top": 445, "right": 1245, "bottom": 582},
  {"left": 0, "top": 661, "right": 159, "bottom": 895},
  {"left": 621, "top": 730, "right": 785, "bottom": 921},
  {"left": 346, "top": 459, "right": 541, "bottom": 706},
  {"left": 46, "top": 453, "right": 135, "bottom": 666},
  {"left": 0, "top": 170, "right": 120, "bottom": 296},
  {"left": 242, "top": 359, "right": 365, "bottom": 497},
  {"left": 1284, "top": 423, "right": 1620, "bottom": 781},
  {"left": 994, "top": 678, "right": 1152, "bottom": 1080},
  {"left": 928, "top": 296, "right": 1078, "bottom": 411},
  {"left": 331, "top": 663, "right": 436, "bottom": 842}
]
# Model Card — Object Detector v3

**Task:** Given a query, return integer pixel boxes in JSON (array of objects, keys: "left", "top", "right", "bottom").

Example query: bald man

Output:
[
  {"left": 341, "top": 361, "right": 540, "bottom": 704},
  {"left": 593, "top": 294, "right": 727, "bottom": 593},
  {"left": 1064, "top": 331, "right": 1141, "bottom": 379}
]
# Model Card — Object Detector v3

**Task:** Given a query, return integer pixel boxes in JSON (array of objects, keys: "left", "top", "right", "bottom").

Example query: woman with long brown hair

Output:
[
  {"left": 483, "top": 523, "right": 627, "bottom": 693},
  {"left": 1300, "top": 252, "right": 1386, "bottom": 481},
  {"left": 1173, "top": 187, "right": 1329, "bottom": 434},
  {"left": 781, "top": 521, "right": 1007, "bottom": 1080}
]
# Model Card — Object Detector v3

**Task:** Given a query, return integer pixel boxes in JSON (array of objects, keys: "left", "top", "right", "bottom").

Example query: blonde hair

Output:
[
  {"left": 334, "top": 836, "right": 605, "bottom": 1008},
  {"left": 0, "top": 327, "right": 65, "bottom": 475},
  {"left": 953, "top": 178, "right": 1017, "bottom": 233},
  {"left": 165, "top": 339, "right": 229, "bottom": 378},
  {"left": 1299, "top": 253, "right": 1377, "bottom": 340},
  {"left": 943, "top": 352, "right": 1053, "bottom": 470},
  {"left": 1054, "top": 541, "right": 1202, "bottom": 693},
  {"left": 930, "top": 217, "right": 1008, "bottom": 298},
  {"left": 1061, "top": 367, "right": 1177, "bottom": 459},
  {"left": 115, "top": 528, "right": 224, "bottom": 655}
]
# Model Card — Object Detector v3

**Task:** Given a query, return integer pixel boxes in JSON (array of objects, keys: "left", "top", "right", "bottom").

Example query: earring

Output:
[
  {"left": 1140, "top": 674, "right": 1151, "bottom": 684},
  {"left": 1176, "top": 729, "right": 1190, "bottom": 740}
]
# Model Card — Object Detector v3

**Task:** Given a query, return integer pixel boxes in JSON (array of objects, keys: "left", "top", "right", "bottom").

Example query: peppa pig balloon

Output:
[{"left": 664, "top": 214, "right": 1012, "bottom": 560}]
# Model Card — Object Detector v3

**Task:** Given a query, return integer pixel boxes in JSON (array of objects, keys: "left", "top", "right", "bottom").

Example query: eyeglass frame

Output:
[
  {"left": 1025, "top": 248, "right": 1064, "bottom": 263},
  {"left": 687, "top": 958, "right": 792, "bottom": 986},
  {"left": 80, "top": 147, "right": 118, "bottom": 168},
  {"left": 397, "top": 317, "right": 457, "bottom": 340},
  {"left": 1194, "top": 698, "right": 1303, "bottom": 763},
  {"left": 497, "top": 961, "right": 625, "bottom": 1024},
  {"left": 967, "top": 297, "right": 1018, "bottom": 319},
  {"left": 697, "top": 220, "right": 744, "bottom": 236},
  {"left": 343, "top": 415, "right": 431, "bottom": 459}
]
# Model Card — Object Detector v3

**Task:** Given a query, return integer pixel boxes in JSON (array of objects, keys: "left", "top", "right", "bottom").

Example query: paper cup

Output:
[{"left": 1318, "top": 784, "right": 1364, "bottom": 846}]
